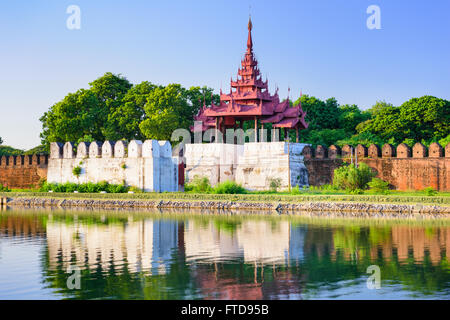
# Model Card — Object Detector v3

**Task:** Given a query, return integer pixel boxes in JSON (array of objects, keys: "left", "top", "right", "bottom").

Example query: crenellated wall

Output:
[
  {"left": 48, "top": 140, "right": 179, "bottom": 192},
  {"left": 0, "top": 154, "right": 48, "bottom": 189},
  {"left": 302, "top": 142, "right": 450, "bottom": 191}
]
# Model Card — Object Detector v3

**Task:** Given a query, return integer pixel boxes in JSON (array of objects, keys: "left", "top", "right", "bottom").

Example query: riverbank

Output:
[{"left": 1, "top": 193, "right": 449, "bottom": 217}]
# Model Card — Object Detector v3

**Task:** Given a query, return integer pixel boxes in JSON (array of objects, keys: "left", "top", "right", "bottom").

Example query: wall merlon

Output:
[
  {"left": 115, "top": 140, "right": 127, "bottom": 158},
  {"left": 50, "top": 142, "right": 64, "bottom": 159},
  {"left": 63, "top": 142, "right": 76, "bottom": 159},
  {"left": 102, "top": 141, "right": 115, "bottom": 158},
  {"left": 315, "top": 145, "right": 327, "bottom": 159},
  {"left": 356, "top": 144, "right": 368, "bottom": 158},
  {"left": 89, "top": 141, "right": 102, "bottom": 158},
  {"left": 429, "top": 142, "right": 443, "bottom": 158},
  {"left": 413, "top": 142, "right": 427, "bottom": 158},
  {"left": 382, "top": 144, "right": 396, "bottom": 158},
  {"left": 77, "top": 142, "right": 90, "bottom": 159},
  {"left": 328, "top": 145, "right": 341, "bottom": 159},
  {"left": 368, "top": 144, "right": 381, "bottom": 158}
]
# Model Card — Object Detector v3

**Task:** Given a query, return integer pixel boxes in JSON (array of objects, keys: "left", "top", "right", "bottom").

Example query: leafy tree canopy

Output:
[{"left": 357, "top": 96, "right": 449, "bottom": 145}]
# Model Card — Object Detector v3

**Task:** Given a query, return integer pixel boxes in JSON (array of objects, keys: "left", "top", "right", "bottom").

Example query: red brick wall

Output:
[
  {"left": 303, "top": 143, "right": 450, "bottom": 191},
  {"left": 0, "top": 155, "right": 48, "bottom": 189}
]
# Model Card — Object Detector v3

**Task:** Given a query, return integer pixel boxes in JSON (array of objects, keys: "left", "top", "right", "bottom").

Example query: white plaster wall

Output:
[
  {"left": 185, "top": 143, "right": 244, "bottom": 185},
  {"left": 184, "top": 142, "right": 309, "bottom": 190},
  {"left": 48, "top": 140, "right": 178, "bottom": 192}
]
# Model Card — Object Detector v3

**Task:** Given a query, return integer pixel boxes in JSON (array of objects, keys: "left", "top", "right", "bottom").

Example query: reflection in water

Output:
[
  {"left": 47, "top": 218, "right": 177, "bottom": 275},
  {"left": 0, "top": 210, "right": 449, "bottom": 299}
]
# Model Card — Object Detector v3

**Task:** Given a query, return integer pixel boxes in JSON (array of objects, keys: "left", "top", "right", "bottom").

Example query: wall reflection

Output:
[
  {"left": 46, "top": 217, "right": 178, "bottom": 275},
  {"left": 0, "top": 212, "right": 449, "bottom": 299}
]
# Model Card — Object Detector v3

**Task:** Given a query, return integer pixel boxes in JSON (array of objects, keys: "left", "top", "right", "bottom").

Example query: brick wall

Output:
[
  {"left": 302, "top": 142, "right": 450, "bottom": 191},
  {"left": 0, "top": 154, "right": 48, "bottom": 189}
]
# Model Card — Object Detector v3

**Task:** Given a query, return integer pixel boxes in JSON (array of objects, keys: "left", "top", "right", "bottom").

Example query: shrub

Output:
[
  {"left": 0, "top": 184, "right": 11, "bottom": 192},
  {"left": 107, "top": 183, "right": 128, "bottom": 194},
  {"left": 38, "top": 181, "right": 130, "bottom": 193},
  {"left": 333, "top": 163, "right": 376, "bottom": 191},
  {"left": 347, "top": 188, "right": 364, "bottom": 195},
  {"left": 213, "top": 180, "right": 246, "bottom": 194},
  {"left": 185, "top": 176, "right": 212, "bottom": 193},
  {"left": 268, "top": 177, "right": 282, "bottom": 192},
  {"left": 367, "top": 178, "right": 390, "bottom": 194},
  {"left": 72, "top": 166, "right": 82, "bottom": 177},
  {"left": 128, "top": 186, "right": 143, "bottom": 193},
  {"left": 423, "top": 186, "right": 437, "bottom": 196}
]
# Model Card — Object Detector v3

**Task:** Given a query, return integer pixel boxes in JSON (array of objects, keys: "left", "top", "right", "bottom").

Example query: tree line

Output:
[{"left": 0, "top": 72, "right": 449, "bottom": 156}]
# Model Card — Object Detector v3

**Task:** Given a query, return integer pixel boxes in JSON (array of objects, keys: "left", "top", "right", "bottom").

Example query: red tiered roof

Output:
[{"left": 192, "top": 17, "right": 308, "bottom": 133}]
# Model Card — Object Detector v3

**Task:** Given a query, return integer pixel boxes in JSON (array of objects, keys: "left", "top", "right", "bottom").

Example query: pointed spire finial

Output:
[{"left": 247, "top": 15, "right": 253, "bottom": 52}]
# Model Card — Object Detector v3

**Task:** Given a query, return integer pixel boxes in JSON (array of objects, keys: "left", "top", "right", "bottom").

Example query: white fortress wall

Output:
[
  {"left": 185, "top": 143, "right": 244, "bottom": 185},
  {"left": 185, "top": 142, "right": 309, "bottom": 190},
  {"left": 48, "top": 140, "right": 179, "bottom": 192}
]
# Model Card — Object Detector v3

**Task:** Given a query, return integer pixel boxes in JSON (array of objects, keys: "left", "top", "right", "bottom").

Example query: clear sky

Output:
[{"left": 1, "top": 0, "right": 449, "bottom": 149}]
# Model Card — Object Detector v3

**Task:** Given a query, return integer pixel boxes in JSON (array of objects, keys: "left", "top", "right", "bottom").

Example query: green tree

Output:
[
  {"left": 367, "top": 100, "right": 394, "bottom": 117},
  {"left": 0, "top": 137, "right": 2, "bottom": 145},
  {"left": 398, "top": 96, "right": 449, "bottom": 142},
  {"left": 336, "top": 131, "right": 387, "bottom": 147},
  {"left": 357, "top": 104, "right": 404, "bottom": 143},
  {"left": 184, "top": 86, "right": 220, "bottom": 118},
  {"left": 294, "top": 95, "right": 341, "bottom": 131},
  {"left": 40, "top": 73, "right": 133, "bottom": 147},
  {"left": 0, "top": 145, "right": 23, "bottom": 156},
  {"left": 338, "top": 104, "right": 371, "bottom": 134},
  {"left": 357, "top": 96, "right": 449, "bottom": 145},
  {"left": 438, "top": 134, "right": 450, "bottom": 147},
  {"left": 305, "top": 129, "right": 348, "bottom": 147},
  {"left": 139, "top": 84, "right": 191, "bottom": 140},
  {"left": 89, "top": 73, "right": 133, "bottom": 140},
  {"left": 105, "top": 81, "right": 159, "bottom": 141},
  {"left": 40, "top": 89, "right": 104, "bottom": 146}
]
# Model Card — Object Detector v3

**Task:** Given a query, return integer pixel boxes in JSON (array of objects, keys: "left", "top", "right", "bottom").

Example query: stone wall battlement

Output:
[
  {"left": 48, "top": 140, "right": 179, "bottom": 192},
  {"left": 0, "top": 154, "right": 48, "bottom": 167},
  {"left": 0, "top": 154, "right": 48, "bottom": 188},
  {"left": 302, "top": 142, "right": 449, "bottom": 191},
  {"left": 301, "top": 142, "right": 449, "bottom": 160},
  {"left": 50, "top": 140, "right": 173, "bottom": 160}
]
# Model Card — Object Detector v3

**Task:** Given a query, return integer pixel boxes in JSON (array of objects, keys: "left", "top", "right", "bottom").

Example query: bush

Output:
[
  {"left": 72, "top": 166, "right": 82, "bottom": 177},
  {"left": 38, "top": 181, "right": 130, "bottom": 193},
  {"left": 185, "top": 176, "right": 212, "bottom": 193},
  {"left": 367, "top": 178, "right": 390, "bottom": 194},
  {"left": 423, "top": 186, "right": 437, "bottom": 196},
  {"left": 213, "top": 180, "right": 246, "bottom": 194},
  {"left": 0, "top": 184, "right": 11, "bottom": 192},
  {"left": 333, "top": 163, "right": 376, "bottom": 191},
  {"left": 347, "top": 188, "right": 364, "bottom": 195},
  {"left": 268, "top": 177, "right": 282, "bottom": 192}
]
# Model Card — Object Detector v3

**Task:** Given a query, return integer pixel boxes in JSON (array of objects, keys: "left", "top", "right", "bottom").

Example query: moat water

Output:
[{"left": 0, "top": 208, "right": 449, "bottom": 300}]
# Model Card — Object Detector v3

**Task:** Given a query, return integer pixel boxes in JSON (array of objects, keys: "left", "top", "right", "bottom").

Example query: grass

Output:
[{"left": 1, "top": 190, "right": 449, "bottom": 205}]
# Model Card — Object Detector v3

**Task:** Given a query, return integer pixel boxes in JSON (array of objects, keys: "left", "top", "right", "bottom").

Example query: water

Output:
[{"left": 0, "top": 208, "right": 449, "bottom": 300}]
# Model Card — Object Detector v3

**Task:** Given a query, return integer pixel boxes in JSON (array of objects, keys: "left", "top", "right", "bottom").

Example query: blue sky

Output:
[{"left": 1, "top": 0, "right": 449, "bottom": 149}]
